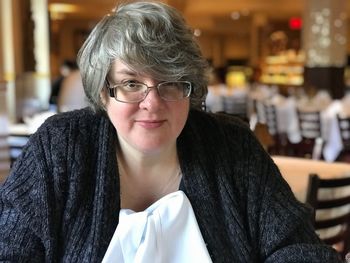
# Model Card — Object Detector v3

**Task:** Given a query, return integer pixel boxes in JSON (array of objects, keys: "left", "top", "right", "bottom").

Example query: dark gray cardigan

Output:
[{"left": 0, "top": 108, "right": 342, "bottom": 262}]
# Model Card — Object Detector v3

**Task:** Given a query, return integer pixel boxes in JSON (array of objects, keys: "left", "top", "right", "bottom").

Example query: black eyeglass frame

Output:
[{"left": 105, "top": 79, "right": 192, "bottom": 103}]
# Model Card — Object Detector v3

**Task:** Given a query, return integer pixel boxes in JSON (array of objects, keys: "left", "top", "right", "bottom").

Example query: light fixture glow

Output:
[{"left": 49, "top": 3, "right": 79, "bottom": 13}]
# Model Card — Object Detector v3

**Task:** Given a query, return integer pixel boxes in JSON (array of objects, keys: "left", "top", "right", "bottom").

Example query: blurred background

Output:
[
  {"left": 2, "top": 0, "right": 350, "bottom": 174},
  {"left": 0, "top": 0, "right": 349, "bottom": 122},
  {"left": 0, "top": 1, "right": 347, "bottom": 117}
]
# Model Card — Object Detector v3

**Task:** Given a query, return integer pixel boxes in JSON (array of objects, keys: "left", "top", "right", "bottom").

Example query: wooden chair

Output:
[
  {"left": 294, "top": 109, "right": 323, "bottom": 159},
  {"left": 306, "top": 173, "right": 350, "bottom": 258},
  {"left": 0, "top": 83, "right": 10, "bottom": 182},
  {"left": 8, "top": 134, "right": 30, "bottom": 167},
  {"left": 253, "top": 122, "right": 275, "bottom": 152},
  {"left": 262, "top": 102, "right": 290, "bottom": 155},
  {"left": 336, "top": 114, "right": 350, "bottom": 162},
  {"left": 222, "top": 94, "right": 248, "bottom": 122},
  {"left": 0, "top": 134, "right": 11, "bottom": 183},
  {"left": 252, "top": 98, "right": 264, "bottom": 124}
]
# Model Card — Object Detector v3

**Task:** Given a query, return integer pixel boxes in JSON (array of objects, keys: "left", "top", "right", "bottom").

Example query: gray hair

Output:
[{"left": 77, "top": 1, "right": 209, "bottom": 111}]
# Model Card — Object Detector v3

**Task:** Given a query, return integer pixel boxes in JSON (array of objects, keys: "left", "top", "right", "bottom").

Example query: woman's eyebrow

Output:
[{"left": 115, "top": 69, "right": 138, "bottom": 77}]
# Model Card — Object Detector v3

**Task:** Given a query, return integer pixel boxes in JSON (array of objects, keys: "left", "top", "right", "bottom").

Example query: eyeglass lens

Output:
[{"left": 111, "top": 81, "right": 191, "bottom": 103}]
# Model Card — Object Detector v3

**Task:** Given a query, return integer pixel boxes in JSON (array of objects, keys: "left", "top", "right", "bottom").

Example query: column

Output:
[
  {"left": 0, "top": 0, "right": 16, "bottom": 121},
  {"left": 31, "top": 0, "right": 51, "bottom": 110},
  {"left": 250, "top": 13, "right": 267, "bottom": 67},
  {"left": 302, "top": 0, "right": 347, "bottom": 99}
]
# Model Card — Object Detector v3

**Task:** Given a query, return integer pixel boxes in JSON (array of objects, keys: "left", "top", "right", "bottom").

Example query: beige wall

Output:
[
  {"left": 51, "top": 16, "right": 350, "bottom": 78},
  {"left": 52, "top": 22, "right": 252, "bottom": 74},
  {"left": 51, "top": 18, "right": 97, "bottom": 78}
]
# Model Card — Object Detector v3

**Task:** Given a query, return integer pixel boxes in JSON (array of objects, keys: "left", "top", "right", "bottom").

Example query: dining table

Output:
[
  {"left": 273, "top": 155, "right": 350, "bottom": 241},
  {"left": 250, "top": 88, "right": 349, "bottom": 162},
  {"left": 6, "top": 111, "right": 57, "bottom": 168},
  {"left": 272, "top": 155, "right": 350, "bottom": 202}
]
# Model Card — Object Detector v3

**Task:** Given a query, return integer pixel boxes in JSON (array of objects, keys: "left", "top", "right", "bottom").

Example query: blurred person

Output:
[
  {"left": 56, "top": 68, "right": 89, "bottom": 112},
  {"left": 49, "top": 59, "right": 78, "bottom": 106},
  {"left": 205, "top": 67, "right": 227, "bottom": 113},
  {"left": 0, "top": 1, "right": 342, "bottom": 262}
]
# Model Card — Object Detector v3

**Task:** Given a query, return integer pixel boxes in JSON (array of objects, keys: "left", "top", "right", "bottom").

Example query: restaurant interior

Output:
[{"left": 1, "top": 0, "right": 350, "bottom": 257}]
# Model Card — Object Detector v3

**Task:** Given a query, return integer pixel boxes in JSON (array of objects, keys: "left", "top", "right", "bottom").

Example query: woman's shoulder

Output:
[
  {"left": 36, "top": 108, "right": 107, "bottom": 135},
  {"left": 43, "top": 107, "right": 101, "bottom": 126},
  {"left": 26, "top": 107, "right": 111, "bottom": 153},
  {"left": 187, "top": 109, "right": 250, "bottom": 132},
  {"left": 184, "top": 109, "right": 263, "bottom": 158}
]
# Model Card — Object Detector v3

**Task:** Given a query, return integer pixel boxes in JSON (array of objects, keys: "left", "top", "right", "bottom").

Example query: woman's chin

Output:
[{"left": 133, "top": 140, "right": 174, "bottom": 155}]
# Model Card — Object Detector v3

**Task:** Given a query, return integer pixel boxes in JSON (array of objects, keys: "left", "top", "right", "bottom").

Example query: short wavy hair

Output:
[{"left": 77, "top": 1, "right": 209, "bottom": 112}]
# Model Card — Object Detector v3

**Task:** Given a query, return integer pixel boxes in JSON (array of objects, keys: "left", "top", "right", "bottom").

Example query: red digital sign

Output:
[{"left": 289, "top": 17, "right": 302, "bottom": 30}]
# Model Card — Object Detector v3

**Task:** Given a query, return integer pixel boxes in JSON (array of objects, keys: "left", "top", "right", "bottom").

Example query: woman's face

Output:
[{"left": 104, "top": 60, "right": 190, "bottom": 154}]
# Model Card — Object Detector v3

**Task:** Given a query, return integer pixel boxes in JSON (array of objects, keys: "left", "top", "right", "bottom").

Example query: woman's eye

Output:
[
  {"left": 122, "top": 80, "right": 135, "bottom": 85},
  {"left": 122, "top": 80, "right": 137, "bottom": 87},
  {"left": 121, "top": 81, "right": 143, "bottom": 91}
]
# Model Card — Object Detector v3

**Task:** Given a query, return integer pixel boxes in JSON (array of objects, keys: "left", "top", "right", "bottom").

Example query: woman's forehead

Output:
[
  {"left": 110, "top": 59, "right": 134, "bottom": 73},
  {"left": 109, "top": 59, "right": 157, "bottom": 80}
]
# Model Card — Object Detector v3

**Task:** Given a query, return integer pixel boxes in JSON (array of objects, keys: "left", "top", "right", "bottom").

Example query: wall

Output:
[
  {"left": 50, "top": 15, "right": 350, "bottom": 77},
  {"left": 51, "top": 18, "right": 97, "bottom": 78}
]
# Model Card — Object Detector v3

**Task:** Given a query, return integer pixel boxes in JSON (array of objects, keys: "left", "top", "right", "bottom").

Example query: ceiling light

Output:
[
  {"left": 49, "top": 3, "right": 78, "bottom": 14},
  {"left": 230, "top": 12, "right": 240, "bottom": 20},
  {"left": 194, "top": 29, "right": 201, "bottom": 37}
]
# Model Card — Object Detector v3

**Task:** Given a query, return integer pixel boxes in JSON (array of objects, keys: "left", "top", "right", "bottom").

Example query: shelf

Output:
[{"left": 260, "top": 51, "right": 305, "bottom": 86}]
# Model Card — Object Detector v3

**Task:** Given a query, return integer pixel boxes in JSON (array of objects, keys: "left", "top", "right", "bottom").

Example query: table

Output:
[
  {"left": 272, "top": 155, "right": 350, "bottom": 201},
  {"left": 254, "top": 94, "right": 345, "bottom": 162},
  {"left": 7, "top": 111, "right": 56, "bottom": 167},
  {"left": 273, "top": 155, "right": 350, "bottom": 242}
]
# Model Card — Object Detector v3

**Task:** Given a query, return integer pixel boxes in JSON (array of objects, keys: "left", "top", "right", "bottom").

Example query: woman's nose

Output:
[{"left": 139, "top": 87, "right": 164, "bottom": 110}]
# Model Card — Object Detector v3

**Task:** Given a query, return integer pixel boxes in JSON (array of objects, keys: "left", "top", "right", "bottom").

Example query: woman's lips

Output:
[{"left": 136, "top": 120, "right": 166, "bottom": 128}]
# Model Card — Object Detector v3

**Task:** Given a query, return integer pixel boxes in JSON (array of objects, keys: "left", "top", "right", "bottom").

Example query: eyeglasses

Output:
[{"left": 105, "top": 79, "right": 192, "bottom": 103}]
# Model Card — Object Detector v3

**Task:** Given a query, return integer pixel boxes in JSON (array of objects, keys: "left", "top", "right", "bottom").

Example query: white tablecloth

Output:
[
  {"left": 321, "top": 101, "right": 343, "bottom": 162},
  {"left": 254, "top": 95, "right": 345, "bottom": 162}
]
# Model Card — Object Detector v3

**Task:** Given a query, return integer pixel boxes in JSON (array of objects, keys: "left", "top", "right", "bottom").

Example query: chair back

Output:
[
  {"left": 261, "top": 102, "right": 292, "bottom": 155},
  {"left": 0, "top": 82, "right": 11, "bottom": 182},
  {"left": 294, "top": 110, "right": 323, "bottom": 159},
  {"left": 335, "top": 114, "right": 350, "bottom": 162},
  {"left": 297, "top": 109, "right": 322, "bottom": 139},
  {"left": 337, "top": 114, "right": 350, "bottom": 151},
  {"left": 306, "top": 173, "right": 350, "bottom": 258},
  {"left": 8, "top": 134, "right": 30, "bottom": 166},
  {"left": 222, "top": 94, "right": 248, "bottom": 119},
  {"left": 0, "top": 134, "right": 11, "bottom": 183},
  {"left": 263, "top": 103, "right": 278, "bottom": 136}
]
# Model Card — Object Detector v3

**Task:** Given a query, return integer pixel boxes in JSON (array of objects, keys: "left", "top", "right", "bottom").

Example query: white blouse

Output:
[{"left": 102, "top": 190, "right": 212, "bottom": 263}]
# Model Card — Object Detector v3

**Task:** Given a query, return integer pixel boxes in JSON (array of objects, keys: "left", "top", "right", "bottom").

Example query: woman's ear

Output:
[{"left": 100, "top": 88, "right": 109, "bottom": 106}]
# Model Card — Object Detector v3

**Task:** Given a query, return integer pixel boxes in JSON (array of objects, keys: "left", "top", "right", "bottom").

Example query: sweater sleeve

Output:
[
  {"left": 179, "top": 111, "right": 343, "bottom": 262},
  {"left": 243, "top": 132, "right": 343, "bottom": 262},
  {"left": 0, "top": 126, "right": 60, "bottom": 262},
  {"left": 0, "top": 147, "right": 46, "bottom": 261},
  {"left": 0, "top": 110, "right": 118, "bottom": 263}
]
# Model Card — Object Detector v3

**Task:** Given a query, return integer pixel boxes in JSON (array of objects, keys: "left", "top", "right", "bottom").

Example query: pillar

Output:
[
  {"left": 302, "top": 0, "right": 347, "bottom": 99},
  {"left": 0, "top": 0, "right": 16, "bottom": 121},
  {"left": 250, "top": 13, "right": 267, "bottom": 67},
  {"left": 31, "top": 0, "right": 51, "bottom": 110}
]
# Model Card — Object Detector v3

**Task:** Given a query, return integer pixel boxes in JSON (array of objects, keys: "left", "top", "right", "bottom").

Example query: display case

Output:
[{"left": 260, "top": 50, "right": 305, "bottom": 86}]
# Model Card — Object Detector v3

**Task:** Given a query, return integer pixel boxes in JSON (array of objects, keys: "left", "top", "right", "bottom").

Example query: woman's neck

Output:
[
  {"left": 117, "top": 140, "right": 181, "bottom": 211},
  {"left": 117, "top": 139, "right": 178, "bottom": 176}
]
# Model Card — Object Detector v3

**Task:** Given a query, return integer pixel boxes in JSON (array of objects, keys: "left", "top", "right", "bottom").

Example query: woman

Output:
[{"left": 0, "top": 1, "right": 342, "bottom": 262}]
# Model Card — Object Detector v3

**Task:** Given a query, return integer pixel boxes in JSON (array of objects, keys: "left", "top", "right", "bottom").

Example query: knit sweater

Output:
[{"left": 0, "top": 108, "right": 342, "bottom": 262}]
